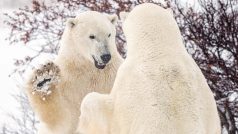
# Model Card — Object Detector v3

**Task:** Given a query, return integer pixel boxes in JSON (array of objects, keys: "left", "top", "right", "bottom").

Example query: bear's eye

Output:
[
  {"left": 108, "top": 33, "right": 111, "bottom": 38},
  {"left": 89, "top": 35, "right": 95, "bottom": 39}
]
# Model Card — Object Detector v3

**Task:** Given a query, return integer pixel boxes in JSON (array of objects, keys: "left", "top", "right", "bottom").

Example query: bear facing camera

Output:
[{"left": 25, "top": 11, "right": 122, "bottom": 134}]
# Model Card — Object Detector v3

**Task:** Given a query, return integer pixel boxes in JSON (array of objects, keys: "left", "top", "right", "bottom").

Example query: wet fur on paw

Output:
[{"left": 31, "top": 62, "right": 60, "bottom": 100}]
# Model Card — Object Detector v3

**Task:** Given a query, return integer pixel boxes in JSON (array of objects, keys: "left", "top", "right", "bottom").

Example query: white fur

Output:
[
  {"left": 25, "top": 11, "right": 122, "bottom": 134},
  {"left": 78, "top": 3, "right": 221, "bottom": 134}
]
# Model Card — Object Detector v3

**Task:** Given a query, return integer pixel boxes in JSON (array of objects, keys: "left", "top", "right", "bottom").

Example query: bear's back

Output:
[{"left": 111, "top": 3, "right": 220, "bottom": 134}]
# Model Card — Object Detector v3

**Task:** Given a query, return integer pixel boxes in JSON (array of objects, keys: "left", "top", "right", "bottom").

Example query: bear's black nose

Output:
[{"left": 101, "top": 54, "right": 111, "bottom": 64}]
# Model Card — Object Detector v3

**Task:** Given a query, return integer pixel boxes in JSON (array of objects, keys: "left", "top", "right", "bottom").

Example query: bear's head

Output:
[
  {"left": 64, "top": 11, "right": 118, "bottom": 69},
  {"left": 119, "top": 4, "right": 180, "bottom": 58}
]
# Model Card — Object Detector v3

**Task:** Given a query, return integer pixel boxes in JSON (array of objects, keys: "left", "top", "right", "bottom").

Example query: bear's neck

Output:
[{"left": 126, "top": 31, "right": 187, "bottom": 61}]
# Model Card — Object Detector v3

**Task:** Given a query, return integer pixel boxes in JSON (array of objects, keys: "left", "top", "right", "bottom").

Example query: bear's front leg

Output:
[
  {"left": 30, "top": 61, "right": 60, "bottom": 100},
  {"left": 26, "top": 61, "right": 64, "bottom": 132}
]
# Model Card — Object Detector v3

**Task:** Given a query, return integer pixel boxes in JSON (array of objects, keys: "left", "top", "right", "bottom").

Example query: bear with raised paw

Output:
[{"left": 26, "top": 11, "right": 122, "bottom": 134}]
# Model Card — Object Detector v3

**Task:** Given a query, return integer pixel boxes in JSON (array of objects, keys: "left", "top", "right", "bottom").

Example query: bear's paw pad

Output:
[{"left": 31, "top": 62, "right": 60, "bottom": 99}]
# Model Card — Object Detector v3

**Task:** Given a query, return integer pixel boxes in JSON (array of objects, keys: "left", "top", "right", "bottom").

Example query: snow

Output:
[
  {"left": 228, "top": 92, "right": 238, "bottom": 102},
  {"left": 0, "top": 27, "right": 21, "bottom": 126},
  {"left": 0, "top": 5, "right": 56, "bottom": 128},
  {"left": 0, "top": 0, "right": 236, "bottom": 133},
  {"left": 0, "top": 10, "right": 41, "bottom": 127}
]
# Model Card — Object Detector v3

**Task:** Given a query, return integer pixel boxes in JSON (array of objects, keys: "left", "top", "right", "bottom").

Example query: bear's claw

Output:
[
  {"left": 31, "top": 61, "right": 60, "bottom": 100},
  {"left": 37, "top": 78, "right": 52, "bottom": 88}
]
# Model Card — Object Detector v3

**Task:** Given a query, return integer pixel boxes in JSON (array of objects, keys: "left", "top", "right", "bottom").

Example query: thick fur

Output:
[
  {"left": 78, "top": 4, "right": 221, "bottom": 134},
  {"left": 25, "top": 11, "right": 122, "bottom": 134}
]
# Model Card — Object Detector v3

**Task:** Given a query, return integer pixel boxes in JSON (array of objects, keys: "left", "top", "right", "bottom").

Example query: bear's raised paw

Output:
[{"left": 31, "top": 61, "right": 60, "bottom": 100}]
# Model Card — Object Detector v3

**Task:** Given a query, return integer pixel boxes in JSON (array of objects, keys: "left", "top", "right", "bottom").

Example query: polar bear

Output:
[
  {"left": 25, "top": 11, "right": 122, "bottom": 134},
  {"left": 77, "top": 3, "right": 221, "bottom": 134}
]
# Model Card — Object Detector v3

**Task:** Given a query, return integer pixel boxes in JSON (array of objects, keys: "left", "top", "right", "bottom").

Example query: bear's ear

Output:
[
  {"left": 119, "top": 11, "right": 129, "bottom": 23},
  {"left": 106, "top": 14, "right": 118, "bottom": 25},
  {"left": 66, "top": 18, "right": 76, "bottom": 28}
]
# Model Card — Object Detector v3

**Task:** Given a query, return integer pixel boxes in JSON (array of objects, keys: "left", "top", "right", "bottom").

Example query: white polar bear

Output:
[
  {"left": 78, "top": 3, "right": 221, "bottom": 134},
  {"left": 25, "top": 11, "right": 122, "bottom": 134}
]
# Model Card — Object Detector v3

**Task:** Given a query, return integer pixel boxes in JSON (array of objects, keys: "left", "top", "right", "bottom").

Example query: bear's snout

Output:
[{"left": 101, "top": 54, "right": 111, "bottom": 64}]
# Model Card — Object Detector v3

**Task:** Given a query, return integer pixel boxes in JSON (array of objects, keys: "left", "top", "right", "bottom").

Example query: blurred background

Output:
[{"left": 0, "top": 0, "right": 237, "bottom": 134}]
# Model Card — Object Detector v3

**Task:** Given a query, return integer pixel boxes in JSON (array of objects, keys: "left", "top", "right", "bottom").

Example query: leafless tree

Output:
[
  {"left": 2, "top": 0, "right": 238, "bottom": 133},
  {"left": 170, "top": 0, "right": 238, "bottom": 133}
]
